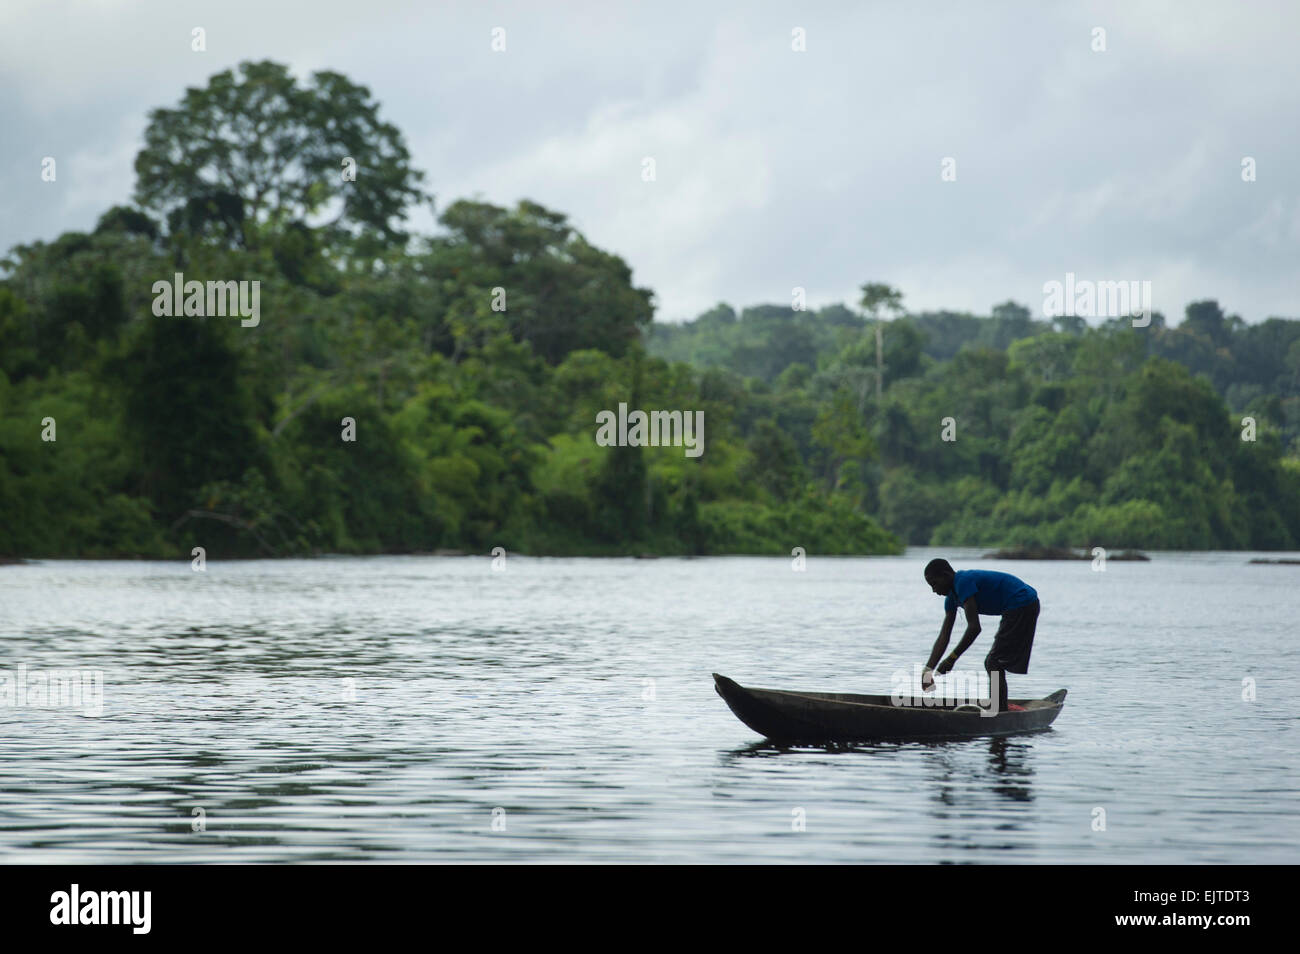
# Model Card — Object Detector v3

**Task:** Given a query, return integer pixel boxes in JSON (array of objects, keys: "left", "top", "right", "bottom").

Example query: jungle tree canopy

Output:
[{"left": 133, "top": 60, "right": 429, "bottom": 252}]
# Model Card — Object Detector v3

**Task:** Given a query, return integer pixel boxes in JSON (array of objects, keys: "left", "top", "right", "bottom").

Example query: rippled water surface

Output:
[{"left": 1, "top": 549, "right": 1296, "bottom": 863}]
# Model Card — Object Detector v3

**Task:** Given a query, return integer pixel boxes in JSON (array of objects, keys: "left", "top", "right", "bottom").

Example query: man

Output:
[{"left": 921, "top": 558, "right": 1040, "bottom": 713}]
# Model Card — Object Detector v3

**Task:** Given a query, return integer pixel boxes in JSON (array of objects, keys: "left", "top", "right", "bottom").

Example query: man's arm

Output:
[
  {"left": 922, "top": 610, "right": 957, "bottom": 688},
  {"left": 937, "top": 597, "right": 981, "bottom": 672}
]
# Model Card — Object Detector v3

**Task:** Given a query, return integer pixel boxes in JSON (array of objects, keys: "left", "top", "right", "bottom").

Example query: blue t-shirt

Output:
[{"left": 944, "top": 569, "right": 1037, "bottom": 616}]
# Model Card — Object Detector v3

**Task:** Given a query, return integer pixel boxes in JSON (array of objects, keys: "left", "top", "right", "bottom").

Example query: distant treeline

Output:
[
  {"left": 1, "top": 60, "right": 1297, "bottom": 558},
  {"left": 650, "top": 300, "right": 1300, "bottom": 548},
  {"left": 652, "top": 299, "right": 1300, "bottom": 447}
]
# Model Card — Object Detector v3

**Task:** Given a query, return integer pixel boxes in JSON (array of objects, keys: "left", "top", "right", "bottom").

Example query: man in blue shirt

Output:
[{"left": 920, "top": 558, "right": 1040, "bottom": 713}]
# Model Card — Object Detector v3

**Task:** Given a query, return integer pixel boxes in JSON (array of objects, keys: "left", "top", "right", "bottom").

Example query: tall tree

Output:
[
  {"left": 134, "top": 60, "right": 429, "bottom": 252},
  {"left": 859, "top": 282, "right": 904, "bottom": 398},
  {"left": 424, "top": 199, "right": 654, "bottom": 364}
]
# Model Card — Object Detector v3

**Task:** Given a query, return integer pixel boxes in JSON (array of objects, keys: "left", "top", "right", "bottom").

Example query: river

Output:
[{"left": 1, "top": 548, "right": 1295, "bottom": 863}]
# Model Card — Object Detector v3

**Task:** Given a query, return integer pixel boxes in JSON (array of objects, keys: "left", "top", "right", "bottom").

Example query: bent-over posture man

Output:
[{"left": 921, "top": 558, "right": 1040, "bottom": 713}]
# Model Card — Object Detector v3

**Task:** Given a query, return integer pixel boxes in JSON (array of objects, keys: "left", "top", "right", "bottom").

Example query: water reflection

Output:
[{"left": 984, "top": 735, "right": 1035, "bottom": 803}]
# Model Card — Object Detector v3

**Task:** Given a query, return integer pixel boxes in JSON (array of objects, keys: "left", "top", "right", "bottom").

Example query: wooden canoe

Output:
[{"left": 713, "top": 673, "right": 1067, "bottom": 743}]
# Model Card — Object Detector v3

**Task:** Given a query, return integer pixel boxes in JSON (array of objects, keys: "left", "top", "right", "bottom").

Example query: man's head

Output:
[{"left": 924, "top": 558, "right": 955, "bottom": 595}]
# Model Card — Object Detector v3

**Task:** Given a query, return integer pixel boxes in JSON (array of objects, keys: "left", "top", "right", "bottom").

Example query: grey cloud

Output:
[{"left": 1, "top": 0, "right": 1295, "bottom": 322}]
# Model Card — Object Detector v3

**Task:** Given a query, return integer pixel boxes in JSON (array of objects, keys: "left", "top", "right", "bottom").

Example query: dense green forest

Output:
[
  {"left": 2, "top": 61, "right": 1298, "bottom": 558},
  {"left": 650, "top": 300, "right": 1300, "bottom": 548}
]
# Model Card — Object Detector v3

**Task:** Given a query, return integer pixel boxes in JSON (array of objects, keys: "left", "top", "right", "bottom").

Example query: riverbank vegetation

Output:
[{"left": 2, "top": 61, "right": 1297, "bottom": 558}]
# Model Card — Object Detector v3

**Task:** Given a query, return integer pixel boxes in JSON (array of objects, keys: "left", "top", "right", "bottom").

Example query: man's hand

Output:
[
  {"left": 921, "top": 665, "right": 936, "bottom": 692},
  {"left": 936, "top": 655, "right": 957, "bottom": 675}
]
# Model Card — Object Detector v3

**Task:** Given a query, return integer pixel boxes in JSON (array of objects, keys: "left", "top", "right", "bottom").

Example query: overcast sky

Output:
[{"left": 2, "top": 0, "right": 1297, "bottom": 325}]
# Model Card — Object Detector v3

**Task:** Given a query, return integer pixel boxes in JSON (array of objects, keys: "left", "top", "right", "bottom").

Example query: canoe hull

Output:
[{"left": 713, "top": 673, "right": 1066, "bottom": 743}]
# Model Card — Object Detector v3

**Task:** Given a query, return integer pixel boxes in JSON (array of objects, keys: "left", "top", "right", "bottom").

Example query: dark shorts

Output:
[{"left": 984, "top": 600, "right": 1039, "bottom": 675}]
